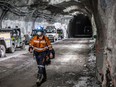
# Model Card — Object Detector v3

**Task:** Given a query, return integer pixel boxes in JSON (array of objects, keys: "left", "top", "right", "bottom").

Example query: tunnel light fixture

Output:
[
  {"left": 70, "top": 11, "right": 80, "bottom": 15},
  {"left": 49, "top": 0, "right": 71, "bottom": 5},
  {"left": 42, "top": 10, "right": 51, "bottom": 14},
  {"left": 70, "top": 11, "right": 88, "bottom": 16},
  {"left": 42, "top": 0, "right": 50, "bottom": 2},
  {"left": 63, "top": 6, "right": 78, "bottom": 12},
  {"left": 74, "top": 0, "right": 81, "bottom": 2}
]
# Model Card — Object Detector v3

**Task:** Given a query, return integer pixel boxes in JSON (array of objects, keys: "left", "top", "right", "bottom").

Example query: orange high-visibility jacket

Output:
[{"left": 29, "top": 36, "right": 52, "bottom": 52}]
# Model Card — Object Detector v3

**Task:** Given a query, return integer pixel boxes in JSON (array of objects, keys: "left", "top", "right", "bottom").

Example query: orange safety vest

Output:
[{"left": 29, "top": 36, "right": 52, "bottom": 52}]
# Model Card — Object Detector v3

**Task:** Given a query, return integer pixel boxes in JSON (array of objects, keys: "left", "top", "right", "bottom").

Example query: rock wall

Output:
[
  {"left": 2, "top": 1, "right": 116, "bottom": 86},
  {"left": 1, "top": 10, "right": 68, "bottom": 37},
  {"left": 92, "top": 0, "right": 116, "bottom": 86},
  {"left": 0, "top": 8, "right": 52, "bottom": 34},
  {"left": 1, "top": 11, "right": 31, "bottom": 34}
]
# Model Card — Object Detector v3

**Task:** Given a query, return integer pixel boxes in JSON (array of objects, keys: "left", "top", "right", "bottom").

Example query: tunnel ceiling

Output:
[{"left": 0, "top": 0, "right": 93, "bottom": 21}]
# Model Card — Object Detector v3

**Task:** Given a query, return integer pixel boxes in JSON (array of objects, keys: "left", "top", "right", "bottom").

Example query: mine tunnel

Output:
[
  {"left": 0, "top": 0, "right": 116, "bottom": 87},
  {"left": 68, "top": 14, "right": 93, "bottom": 38}
]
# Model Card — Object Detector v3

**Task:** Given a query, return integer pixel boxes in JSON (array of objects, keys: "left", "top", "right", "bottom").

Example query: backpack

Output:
[{"left": 44, "top": 36, "right": 55, "bottom": 59}]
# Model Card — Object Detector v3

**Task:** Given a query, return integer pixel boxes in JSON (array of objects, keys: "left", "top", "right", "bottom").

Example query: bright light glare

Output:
[{"left": 63, "top": 6, "right": 78, "bottom": 12}]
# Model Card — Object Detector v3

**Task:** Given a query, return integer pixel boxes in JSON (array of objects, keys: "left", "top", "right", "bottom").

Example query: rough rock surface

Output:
[
  {"left": 0, "top": 0, "right": 116, "bottom": 86},
  {"left": 0, "top": 38, "right": 100, "bottom": 87}
]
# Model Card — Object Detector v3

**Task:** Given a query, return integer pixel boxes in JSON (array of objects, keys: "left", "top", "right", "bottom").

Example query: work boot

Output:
[
  {"left": 36, "top": 74, "right": 44, "bottom": 84},
  {"left": 42, "top": 75, "right": 47, "bottom": 83},
  {"left": 43, "top": 69, "right": 47, "bottom": 82}
]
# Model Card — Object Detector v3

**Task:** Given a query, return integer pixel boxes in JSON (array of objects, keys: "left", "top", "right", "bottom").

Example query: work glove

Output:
[
  {"left": 28, "top": 46, "right": 33, "bottom": 53},
  {"left": 49, "top": 52, "right": 53, "bottom": 59}
]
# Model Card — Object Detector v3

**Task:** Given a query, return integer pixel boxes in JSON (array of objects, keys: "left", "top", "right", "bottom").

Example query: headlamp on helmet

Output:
[{"left": 36, "top": 26, "right": 44, "bottom": 36}]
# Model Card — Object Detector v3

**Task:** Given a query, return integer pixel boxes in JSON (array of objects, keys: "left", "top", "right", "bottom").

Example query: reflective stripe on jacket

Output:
[{"left": 29, "top": 36, "right": 52, "bottom": 52}]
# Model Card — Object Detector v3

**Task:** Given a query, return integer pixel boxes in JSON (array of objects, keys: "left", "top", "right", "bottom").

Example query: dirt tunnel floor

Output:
[{"left": 0, "top": 38, "right": 100, "bottom": 87}]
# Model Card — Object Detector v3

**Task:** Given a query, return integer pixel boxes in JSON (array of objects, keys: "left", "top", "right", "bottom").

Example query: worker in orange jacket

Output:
[{"left": 29, "top": 26, "right": 52, "bottom": 85}]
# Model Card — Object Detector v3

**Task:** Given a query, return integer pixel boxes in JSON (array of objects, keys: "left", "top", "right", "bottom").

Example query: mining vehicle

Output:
[{"left": 0, "top": 28, "right": 25, "bottom": 57}]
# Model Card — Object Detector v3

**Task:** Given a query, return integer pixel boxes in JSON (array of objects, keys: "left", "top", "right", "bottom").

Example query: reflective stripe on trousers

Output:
[
  {"left": 34, "top": 51, "right": 46, "bottom": 75},
  {"left": 38, "top": 65, "right": 45, "bottom": 68}
]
